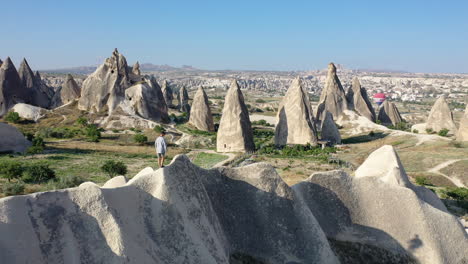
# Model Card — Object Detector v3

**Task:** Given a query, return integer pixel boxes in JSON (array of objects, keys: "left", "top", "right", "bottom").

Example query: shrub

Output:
[
  {"left": 368, "top": 131, "right": 375, "bottom": 137},
  {"left": 438, "top": 128, "right": 449, "bottom": 137},
  {"left": 412, "top": 129, "right": 419, "bottom": 134},
  {"left": 2, "top": 181, "right": 25, "bottom": 195},
  {"left": 54, "top": 175, "right": 85, "bottom": 189},
  {"left": 0, "top": 160, "right": 24, "bottom": 181},
  {"left": 415, "top": 176, "right": 431, "bottom": 186},
  {"left": 389, "top": 122, "right": 411, "bottom": 132},
  {"left": 134, "top": 133, "right": 148, "bottom": 145},
  {"left": 153, "top": 125, "right": 166, "bottom": 134},
  {"left": 76, "top": 117, "right": 88, "bottom": 127},
  {"left": 426, "top": 128, "right": 434, "bottom": 134},
  {"left": 101, "top": 160, "right": 127, "bottom": 178},
  {"left": 112, "top": 129, "right": 120, "bottom": 133},
  {"left": 32, "top": 136, "right": 45, "bottom": 147},
  {"left": 450, "top": 141, "right": 463, "bottom": 148},
  {"left": 85, "top": 124, "right": 101, "bottom": 142},
  {"left": 376, "top": 120, "right": 382, "bottom": 125},
  {"left": 22, "top": 164, "right": 56, "bottom": 183},
  {"left": 4, "top": 111, "right": 20, "bottom": 123},
  {"left": 255, "top": 99, "right": 266, "bottom": 103},
  {"left": 444, "top": 187, "right": 468, "bottom": 201},
  {"left": 26, "top": 146, "right": 44, "bottom": 155}
]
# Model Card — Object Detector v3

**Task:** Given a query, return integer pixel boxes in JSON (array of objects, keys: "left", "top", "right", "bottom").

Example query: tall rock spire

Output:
[
  {"left": 275, "top": 78, "right": 317, "bottom": 146},
  {"left": 217, "top": 80, "right": 255, "bottom": 153},
  {"left": 18, "top": 58, "right": 50, "bottom": 108},
  {"left": 425, "top": 95, "right": 457, "bottom": 134},
  {"left": 161, "top": 80, "right": 174, "bottom": 108},
  {"left": 132, "top": 61, "right": 141, "bottom": 76},
  {"left": 0, "top": 57, "right": 30, "bottom": 116},
  {"left": 378, "top": 101, "right": 403, "bottom": 126},
  {"left": 316, "top": 63, "right": 348, "bottom": 121},
  {"left": 52, "top": 74, "right": 81, "bottom": 107},
  {"left": 456, "top": 105, "right": 468, "bottom": 141},
  {"left": 178, "top": 86, "right": 190, "bottom": 113},
  {"left": 346, "top": 77, "right": 376, "bottom": 122},
  {"left": 189, "top": 87, "right": 215, "bottom": 131}
]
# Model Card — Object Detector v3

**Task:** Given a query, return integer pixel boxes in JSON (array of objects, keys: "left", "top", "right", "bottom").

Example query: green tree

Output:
[
  {"left": 76, "top": 117, "right": 88, "bottom": 127},
  {"left": 101, "top": 160, "right": 127, "bottom": 178},
  {"left": 0, "top": 161, "right": 24, "bottom": 182},
  {"left": 5, "top": 111, "right": 20, "bottom": 123},
  {"left": 85, "top": 124, "right": 101, "bottom": 142},
  {"left": 134, "top": 134, "right": 148, "bottom": 145},
  {"left": 22, "top": 164, "right": 56, "bottom": 183}
]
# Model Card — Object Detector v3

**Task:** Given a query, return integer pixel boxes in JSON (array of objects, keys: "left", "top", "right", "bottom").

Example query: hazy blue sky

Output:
[{"left": 1, "top": 0, "right": 467, "bottom": 73}]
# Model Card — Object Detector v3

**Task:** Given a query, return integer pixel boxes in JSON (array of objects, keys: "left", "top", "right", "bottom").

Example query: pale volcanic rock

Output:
[
  {"left": 456, "top": 105, "right": 468, "bottom": 141},
  {"left": 51, "top": 74, "right": 81, "bottom": 107},
  {"left": 132, "top": 61, "right": 141, "bottom": 76},
  {"left": 0, "top": 122, "right": 31, "bottom": 153},
  {"left": 425, "top": 95, "right": 457, "bottom": 134},
  {"left": 0, "top": 57, "right": 31, "bottom": 116},
  {"left": 274, "top": 78, "right": 317, "bottom": 146},
  {"left": 346, "top": 77, "right": 376, "bottom": 122},
  {"left": 378, "top": 101, "right": 403, "bottom": 126},
  {"left": 78, "top": 49, "right": 130, "bottom": 114},
  {"left": 316, "top": 63, "right": 348, "bottom": 121},
  {"left": 18, "top": 59, "right": 50, "bottom": 108},
  {"left": 217, "top": 80, "right": 255, "bottom": 153},
  {"left": 320, "top": 111, "right": 341, "bottom": 145},
  {"left": 294, "top": 145, "right": 468, "bottom": 264},
  {"left": 161, "top": 80, "right": 174, "bottom": 108},
  {"left": 124, "top": 77, "right": 169, "bottom": 123},
  {"left": 178, "top": 86, "right": 191, "bottom": 113},
  {"left": 189, "top": 86, "right": 215, "bottom": 131},
  {"left": 11, "top": 103, "right": 47, "bottom": 122},
  {"left": 102, "top": 176, "right": 127, "bottom": 188}
]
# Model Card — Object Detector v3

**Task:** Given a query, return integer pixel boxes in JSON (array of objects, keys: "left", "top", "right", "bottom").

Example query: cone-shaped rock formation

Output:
[
  {"left": 217, "top": 80, "right": 255, "bottom": 152},
  {"left": 161, "top": 80, "right": 174, "bottom": 108},
  {"left": 178, "top": 86, "right": 191, "bottom": 113},
  {"left": 189, "top": 86, "right": 215, "bottom": 131},
  {"left": 316, "top": 63, "right": 348, "bottom": 121},
  {"left": 320, "top": 111, "right": 341, "bottom": 145},
  {"left": 124, "top": 77, "right": 169, "bottom": 123},
  {"left": 378, "top": 101, "right": 403, "bottom": 126},
  {"left": 346, "top": 77, "right": 376, "bottom": 122},
  {"left": 78, "top": 48, "right": 130, "bottom": 114},
  {"left": 274, "top": 78, "right": 317, "bottom": 146},
  {"left": 132, "top": 61, "right": 141, "bottom": 76},
  {"left": 456, "top": 105, "right": 468, "bottom": 141},
  {"left": 426, "top": 95, "right": 457, "bottom": 134},
  {"left": 18, "top": 59, "right": 50, "bottom": 108},
  {"left": 0, "top": 57, "right": 31, "bottom": 116},
  {"left": 52, "top": 74, "right": 81, "bottom": 107}
]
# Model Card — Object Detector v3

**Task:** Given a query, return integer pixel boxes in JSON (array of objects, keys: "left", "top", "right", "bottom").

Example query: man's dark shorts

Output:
[{"left": 157, "top": 153, "right": 166, "bottom": 158}]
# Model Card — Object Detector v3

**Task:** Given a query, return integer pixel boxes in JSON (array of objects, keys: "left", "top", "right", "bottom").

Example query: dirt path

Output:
[{"left": 427, "top": 159, "right": 467, "bottom": 187}]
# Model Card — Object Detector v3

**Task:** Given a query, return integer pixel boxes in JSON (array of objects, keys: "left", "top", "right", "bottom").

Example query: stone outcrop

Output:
[
  {"left": 456, "top": 105, "right": 468, "bottom": 141},
  {"left": 425, "top": 95, "right": 457, "bottom": 134},
  {"left": 274, "top": 78, "right": 317, "bottom": 146},
  {"left": 11, "top": 103, "right": 47, "bottom": 122},
  {"left": 51, "top": 74, "right": 81, "bottom": 107},
  {"left": 0, "top": 57, "right": 31, "bottom": 116},
  {"left": 346, "top": 77, "right": 376, "bottom": 122},
  {"left": 320, "top": 111, "right": 341, "bottom": 144},
  {"left": 293, "top": 145, "right": 468, "bottom": 264},
  {"left": 0, "top": 122, "right": 31, "bottom": 153},
  {"left": 378, "top": 101, "right": 403, "bottom": 125},
  {"left": 78, "top": 49, "right": 131, "bottom": 114},
  {"left": 161, "top": 80, "right": 174, "bottom": 108},
  {"left": 316, "top": 63, "right": 348, "bottom": 121},
  {"left": 178, "top": 86, "right": 190, "bottom": 113},
  {"left": 18, "top": 59, "right": 50, "bottom": 108},
  {"left": 132, "top": 61, "right": 141, "bottom": 76},
  {"left": 189, "top": 86, "right": 215, "bottom": 131},
  {"left": 217, "top": 80, "right": 255, "bottom": 152},
  {"left": 124, "top": 77, "right": 169, "bottom": 123}
]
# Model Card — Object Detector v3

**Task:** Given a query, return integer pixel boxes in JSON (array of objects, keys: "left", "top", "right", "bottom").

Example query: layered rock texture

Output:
[
  {"left": 18, "top": 59, "right": 50, "bottom": 108},
  {"left": 217, "top": 80, "right": 255, "bottom": 152},
  {"left": 457, "top": 105, "right": 468, "bottom": 141},
  {"left": 0, "top": 122, "right": 31, "bottom": 153},
  {"left": 124, "top": 77, "right": 169, "bottom": 123},
  {"left": 0, "top": 58, "right": 31, "bottom": 116},
  {"left": 316, "top": 63, "right": 348, "bottom": 121},
  {"left": 274, "top": 78, "right": 317, "bottom": 146},
  {"left": 161, "top": 80, "right": 174, "bottom": 107},
  {"left": 78, "top": 49, "right": 131, "bottom": 114},
  {"left": 1, "top": 146, "right": 466, "bottom": 263},
  {"left": 320, "top": 111, "right": 341, "bottom": 144},
  {"left": 132, "top": 61, "right": 141, "bottom": 76},
  {"left": 378, "top": 101, "right": 403, "bottom": 125},
  {"left": 425, "top": 95, "right": 457, "bottom": 134},
  {"left": 189, "top": 87, "right": 215, "bottom": 131},
  {"left": 178, "top": 86, "right": 191, "bottom": 113},
  {"left": 51, "top": 74, "right": 81, "bottom": 107},
  {"left": 346, "top": 77, "right": 376, "bottom": 122}
]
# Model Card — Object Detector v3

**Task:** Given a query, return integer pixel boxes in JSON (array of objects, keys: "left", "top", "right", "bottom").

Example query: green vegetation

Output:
[
  {"left": 153, "top": 125, "right": 166, "bottom": 134},
  {"left": 438, "top": 128, "right": 449, "bottom": 137},
  {"left": 22, "top": 163, "right": 56, "bottom": 183},
  {"left": 85, "top": 124, "right": 101, "bottom": 142},
  {"left": 252, "top": 119, "right": 273, "bottom": 127},
  {"left": 426, "top": 128, "right": 435, "bottom": 134},
  {"left": 258, "top": 143, "right": 337, "bottom": 162},
  {"left": 53, "top": 174, "right": 85, "bottom": 189},
  {"left": 5, "top": 111, "right": 20, "bottom": 123},
  {"left": 415, "top": 176, "right": 432, "bottom": 186},
  {"left": 412, "top": 129, "right": 419, "bottom": 134},
  {"left": 76, "top": 116, "right": 88, "bottom": 126},
  {"left": 134, "top": 134, "right": 148, "bottom": 145},
  {"left": 2, "top": 182, "right": 25, "bottom": 196},
  {"left": 101, "top": 160, "right": 127, "bottom": 178},
  {"left": 255, "top": 99, "right": 266, "bottom": 103},
  {"left": 442, "top": 187, "right": 468, "bottom": 201},
  {"left": 253, "top": 128, "right": 274, "bottom": 150},
  {"left": 388, "top": 122, "right": 411, "bottom": 132},
  {"left": 192, "top": 152, "right": 228, "bottom": 168},
  {"left": 0, "top": 160, "right": 24, "bottom": 182}
]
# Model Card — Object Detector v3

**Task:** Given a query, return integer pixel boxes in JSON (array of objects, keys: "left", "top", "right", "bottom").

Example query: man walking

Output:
[{"left": 155, "top": 131, "right": 167, "bottom": 168}]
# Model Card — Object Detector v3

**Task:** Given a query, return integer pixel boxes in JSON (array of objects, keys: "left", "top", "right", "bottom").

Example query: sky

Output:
[{"left": 1, "top": 0, "right": 467, "bottom": 73}]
